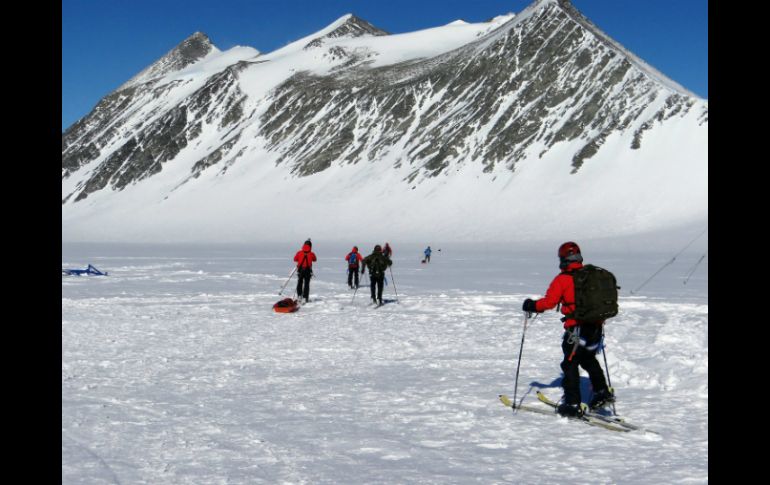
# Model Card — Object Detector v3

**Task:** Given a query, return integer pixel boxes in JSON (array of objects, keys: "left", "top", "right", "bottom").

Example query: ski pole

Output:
[
  {"left": 683, "top": 252, "right": 707, "bottom": 285},
  {"left": 600, "top": 327, "right": 617, "bottom": 415},
  {"left": 631, "top": 226, "right": 707, "bottom": 294},
  {"left": 512, "top": 311, "right": 532, "bottom": 409},
  {"left": 279, "top": 266, "right": 298, "bottom": 295},
  {"left": 389, "top": 266, "right": 399, "bottom": 302}
]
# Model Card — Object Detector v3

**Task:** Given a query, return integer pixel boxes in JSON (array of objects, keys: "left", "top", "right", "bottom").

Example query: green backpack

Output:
[{"left": 567, "top": 265, "right": 619, "bottom": 322}]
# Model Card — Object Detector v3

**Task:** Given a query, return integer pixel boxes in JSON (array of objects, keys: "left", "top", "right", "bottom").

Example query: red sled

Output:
[{"left": 273, "top": 298, "right": 299, "bottom": 313}]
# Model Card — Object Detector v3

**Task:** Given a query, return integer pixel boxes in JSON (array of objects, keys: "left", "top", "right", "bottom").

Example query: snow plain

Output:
[{"left": 62, "top": 237, "right": 707, "bottom": 484}]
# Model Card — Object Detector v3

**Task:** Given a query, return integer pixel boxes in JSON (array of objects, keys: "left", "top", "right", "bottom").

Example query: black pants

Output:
[
  {"left": 369, "top": 274, "right": 384, "bottom": 303},
  {"left": 347, "top": 267, "right": 359, "bottom": 288},
  {"left": 560, "top": 324, "right": 608, "bottom": 405},
  {"left": 297, "top": 268, "right": 312, "bottom": 301}
]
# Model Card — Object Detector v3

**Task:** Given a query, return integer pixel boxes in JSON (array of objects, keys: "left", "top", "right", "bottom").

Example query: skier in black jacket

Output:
[{"left": 361, "top": 245, "right": 392, "bottom": 305}]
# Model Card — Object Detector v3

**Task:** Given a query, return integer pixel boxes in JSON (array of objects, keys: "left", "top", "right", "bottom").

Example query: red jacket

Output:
[
  {"left": 294, "top": 244, "right": 317, "bottom": 269},
  {"left": 535, "top": 262, "right": 583, "bottom": 328},
  {"left": 345, "top": 250, "right": 363, "bottom": 267}
]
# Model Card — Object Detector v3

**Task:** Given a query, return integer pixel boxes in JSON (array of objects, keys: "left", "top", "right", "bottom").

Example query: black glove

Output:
[{"left": 522, "top": 298, "right": 538, "bottom": 313}]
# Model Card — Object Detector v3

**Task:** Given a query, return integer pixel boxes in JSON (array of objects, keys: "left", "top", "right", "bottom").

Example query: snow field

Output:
[{"left": 62, "top": 243, "right": 707, "bottom": 484}]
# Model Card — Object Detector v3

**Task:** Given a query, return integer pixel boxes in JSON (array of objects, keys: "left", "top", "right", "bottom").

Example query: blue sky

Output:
[{"left": 62, "top": 0, "right": 708, "bottom": 131}]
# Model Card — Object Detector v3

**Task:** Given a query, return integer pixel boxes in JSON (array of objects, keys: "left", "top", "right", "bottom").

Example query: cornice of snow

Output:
[
  {"left": 487, "top": 14, "right": 516, "bottom": 23},
  {"left": 231, "top": 15, "right": 508, "bottom": 102},
  {"left": 264, "top": 14, "right": 388, "bottom": 59}
]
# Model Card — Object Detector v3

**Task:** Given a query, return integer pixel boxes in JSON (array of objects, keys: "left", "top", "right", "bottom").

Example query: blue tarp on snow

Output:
[{"left": 62, "top": 264, "right": 108, "bottom": 276}]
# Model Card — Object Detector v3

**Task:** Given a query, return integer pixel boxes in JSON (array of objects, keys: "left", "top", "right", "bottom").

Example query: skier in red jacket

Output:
[
  {"left": 344, "top": 246, "right": 363, "bottom": 289},
  {"left": 293, "top": 240, "right": 317, "bottom": 303},
  {"left": 522, "top": 242, "right": 614, "bottom": 417}
]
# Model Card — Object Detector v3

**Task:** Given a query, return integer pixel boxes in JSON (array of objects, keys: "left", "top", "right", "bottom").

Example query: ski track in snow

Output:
[{"left": 62, "top": 243, "right": 707, "bottom": 484}]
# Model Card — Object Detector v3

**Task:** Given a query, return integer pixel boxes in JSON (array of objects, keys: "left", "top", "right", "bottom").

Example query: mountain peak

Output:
[
  {"left": 183, "top": 31, "right": 214, "bottom": 49},
  {"left": 328, "top": 14, "right": 389, "bottom": 38},
  {"left": 168, "top": 31, "right": 215, "bottom": 65},
  {"left": 547, "top": 0, "right": 694, "bottom": 96},
  {"left": 303, "top": 14, "right": 389, "bottom": 49},
  {"left": 118, "top": 31, "right": 217, "bottom": 91}
]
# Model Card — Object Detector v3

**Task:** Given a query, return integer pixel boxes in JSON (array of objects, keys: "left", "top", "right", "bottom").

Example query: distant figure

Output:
[
  {"left": 423, "top": 246, "right": 432, "bottom": 263},
  {"left": 383, "top": 242, "right": 393, "bottom": 259},
  {"left": 293, "top": 240, "right": 317, "bottom": 303},
  {"left": 345, "top": 246, "right": 363, "bottom": 289},
  {"left": 362, "top": 244, "right": 392, "bottom": 305}
]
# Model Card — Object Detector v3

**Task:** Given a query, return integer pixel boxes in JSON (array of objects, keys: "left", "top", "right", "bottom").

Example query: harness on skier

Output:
[{"left": 565, "top": 325, "right": 601, "bottom": 361}]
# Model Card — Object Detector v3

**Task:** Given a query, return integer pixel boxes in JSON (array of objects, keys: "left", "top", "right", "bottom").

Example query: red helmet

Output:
[{"left": 558, "top": 241, "right": 582, "bottom": 268}]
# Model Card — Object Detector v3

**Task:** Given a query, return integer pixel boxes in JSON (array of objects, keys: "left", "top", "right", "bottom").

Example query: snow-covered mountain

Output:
[{"left": 62, "top": 0, "right": 707, "bottom": 243}]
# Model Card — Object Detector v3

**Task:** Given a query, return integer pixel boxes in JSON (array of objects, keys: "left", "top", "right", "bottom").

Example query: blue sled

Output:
[{"left": 62, "top": 264, "right": 108, "bottom": 276}]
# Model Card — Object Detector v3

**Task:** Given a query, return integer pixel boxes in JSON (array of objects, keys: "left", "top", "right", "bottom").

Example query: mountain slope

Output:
[
  {"left": 62, "top": 0, "right": 707, "bottom": 243},
  {"left": 257, "top": 0, "right": 705, "bottom": 179}
]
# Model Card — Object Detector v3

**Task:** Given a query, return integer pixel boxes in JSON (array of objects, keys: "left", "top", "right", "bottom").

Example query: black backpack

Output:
[
  {"left": 567, "top": 265, "right": 619, "bottom": 322},
  {"left": 369, "top": 254, "right": 389, "bottom": 276}
]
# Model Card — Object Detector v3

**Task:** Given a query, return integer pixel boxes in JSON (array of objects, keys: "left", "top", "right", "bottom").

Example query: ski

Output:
[
  {"left": 369, "top": 299, "right": 396, "bottom": 308},
  {"left": 499, "top": 395, "right": 558, "bottom": 416},
  {"left": 499, "top": 394, "right": 629, "bottom": 432},
  {"left": 376, "top": 299, "right": 396, "bottom": 308},
  {"left": 535, "top": 391, "right": 657, "bottom": 434}
]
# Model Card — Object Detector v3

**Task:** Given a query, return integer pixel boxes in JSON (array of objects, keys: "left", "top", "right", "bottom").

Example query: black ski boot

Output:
[
  {"left": 588, "top": 388, "right": 615, "bottom": 410},
  {"left": 557, "top": 402, "right": 583, "bottom": 417}
]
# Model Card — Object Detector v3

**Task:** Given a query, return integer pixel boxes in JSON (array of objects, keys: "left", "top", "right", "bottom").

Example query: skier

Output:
[
  {"left": 383, "top": 242, "right": 393, "bottom": 259},
  {"left": 423, "top": 246, "right": 432, "bottom": 263},
  {"left": 361, "top": 244, "right": 392, "bottom": 305},
  {"left": 293, "top": 240, "right": 317, "bottom": 303},
  {"left": 521, "top": 242, "right": 615, "bottom": 417},
  {"left": 345, "top": 246, "right": 363, "bottom": 289}
]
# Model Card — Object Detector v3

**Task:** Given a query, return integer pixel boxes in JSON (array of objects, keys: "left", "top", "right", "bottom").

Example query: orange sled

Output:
[{"left": 273, "top": 298, "right": 299, "bottom": 313}]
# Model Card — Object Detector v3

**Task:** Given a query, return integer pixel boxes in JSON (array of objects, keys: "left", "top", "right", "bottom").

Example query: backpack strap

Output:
[{"left": 560, "top": 270, "right": 578, "bottom": 320}]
